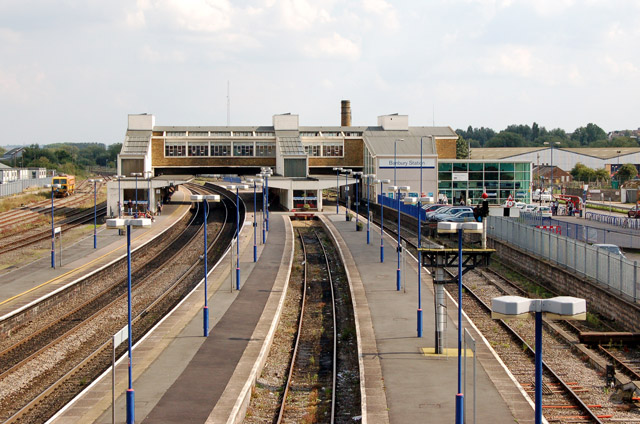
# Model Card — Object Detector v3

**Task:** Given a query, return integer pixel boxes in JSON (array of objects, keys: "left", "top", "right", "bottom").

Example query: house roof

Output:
[
  {"left": 470, "top": 147, "right": 546, "bottom": 160},
  {"left": 471, "top": 147, "right": 640, "bottom": 160}
]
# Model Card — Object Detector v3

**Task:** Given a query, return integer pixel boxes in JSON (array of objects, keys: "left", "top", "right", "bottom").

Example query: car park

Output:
[
  {"left": 422, "top": 204, "right": 447, "bottom": 213},
  {"left": 532, "top": 205, "right": 552, "bottom": 217},
  {"left": 428, "top": 207, "right": 473, "bottom": 222},
  {"left": 523, "top": 204, "right": 537, "bottom": 212},
  {"left": 434, "top": 210, "right": 476, "bottom": 222}
]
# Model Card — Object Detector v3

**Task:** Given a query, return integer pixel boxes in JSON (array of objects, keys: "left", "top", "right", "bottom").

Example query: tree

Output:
[
  {"left": 571, "top": 123, "right": 607, "bottom": 145},
  {"left": 616, "top": 163, "right": 638, "bottom": 184},
  {"left": 485, "top": 131, "right": 527, "bottom": 147},
  {"left": 456, "top": 136, "right": 469, "bottom": 159}
]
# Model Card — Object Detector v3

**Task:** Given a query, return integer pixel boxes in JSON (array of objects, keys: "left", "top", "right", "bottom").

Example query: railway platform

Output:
[
  {"left": 0, "top": 187, "right": 191, "bottom": 319},
  {"left": 321, "top": 211, "right": 535, "bottom": 423},
  {"left": 51, "top": 212, "right": 293, "bottom": 424}
]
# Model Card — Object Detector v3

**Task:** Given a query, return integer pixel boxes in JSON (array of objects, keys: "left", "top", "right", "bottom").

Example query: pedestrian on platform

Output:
[
  {"left": 157, "top": 200, "right": 162, "bottom": 215},
  {"left": 128, "top": 199, "right": 133, "bottom": 215}
]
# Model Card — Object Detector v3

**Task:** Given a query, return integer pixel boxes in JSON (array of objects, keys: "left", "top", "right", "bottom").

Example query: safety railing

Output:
[
  {"left": 487, "top": 216, "right": 639, "bottom": 302},
  {"left": 377, "top": 195, "right": 427, "bottom": 221},
  {"left": 0, "top": 178, "right": 51, "bottom": 198},
  {"left": 585, "top": 211, "right": 640, "bottom": 230}
]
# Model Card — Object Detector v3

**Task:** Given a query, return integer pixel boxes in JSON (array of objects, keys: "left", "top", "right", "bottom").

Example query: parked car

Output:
[
  {"left": 425, "top": 206, "right": 453, "bottom": 219},
  {"left": 594, "top": 244, "right": 627, "bottom": 258},
  {"left": 429, "top": 207, "right": 473, "bottom": 222},
  {"left": 422, "top": 204, "right": 447, "bottom": 213},
  {"left": 434, "top": 210, "right": 476, "bottom": 222},
  {"left": 532, "top": 189, "right": 552, "bottom": 202},
  {"left": 533, "top": 205, "right": 552, "bottom": 217},
  {"left": 628, "top": 205, "right": 640, "bottom": 218},
  {"left": 523, "top": 204, "right": 537, "bottom": 212}
]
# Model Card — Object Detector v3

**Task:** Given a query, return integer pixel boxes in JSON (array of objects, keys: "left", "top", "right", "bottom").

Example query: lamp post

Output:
[
  {"left": 45, "top": 183, "right": 61, "bottom": 268},
  {"left": 115, "top": 175, "right": 125, "bottom": 217},
  {"left": 374, "top": 179, "right": 390, "bottom": 262},
  {"left": 390, "top": 185, "right": 410, "bottom": 290},
  {"left": 402, "top": 195, "right": 422, "bottom": 335},
  {"left": 544, "top": 141, "right": 560, "bottom": 195},
  {"left": 246, "top": 178, "right": 263, "bottom": 262},
  {"left": 88, "top": 179, "right": 103, "bottom": 249},
  {"left": 256, "top": 173, "right": 267, "bottom": 244},
  {"left": 393, "top": 138, "right": 404, "bottom": 186},
  {"left": 190, "top": 195, "right": 221, "bottom": 336},
  {"left": 352, "top": 171, "right": 363, "bottom": 230},
  {"left": 259, "top": 167, "right": 272, "bottom": 232},
  {"left": 364, "top": 174, "right": 376, "bottom": 244},
  {"left": 229, "top": 184, "right": 249, "bottom": 290},
  {"left": 106, "top": 217, "right": 152, "bottom": 424},
  {"left": 131, "top": 173, "right": 142, "bottom": 217},
  {"left": 342, "top": 168, "right": 352, "bottom": 220},
  {"left": 437, "top": 221, "right": 483, "bottom": 424},
  {"left": 332, "top": 167, "right": 343, "bottom": 214},
  {"left": 492, "top": 296, "right": 586, "bottom": 424}
]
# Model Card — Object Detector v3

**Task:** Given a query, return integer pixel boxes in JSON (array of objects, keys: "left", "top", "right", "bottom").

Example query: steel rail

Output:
[
  {"left": 3, "top": 184, "right": 232, "bottom": 423},
  {"left": 598, "top": 345, "right": 640, "bottom": 381}
]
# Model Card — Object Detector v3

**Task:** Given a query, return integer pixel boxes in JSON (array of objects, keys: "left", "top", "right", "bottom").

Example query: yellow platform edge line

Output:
[{"left": 421, "top": 347, "right": 474, "bottom": 357}]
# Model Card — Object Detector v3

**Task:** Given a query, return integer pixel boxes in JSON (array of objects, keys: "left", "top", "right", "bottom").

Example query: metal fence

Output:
[
  {"left": 488, "top": 216, "right": 639, "bottom": 302},
  {"left": 585, "top": 211, "right": 640, "bottom": 230},
  {"left": 0, "top": 178, "right": 51, "bottom": 198},
  {"left": 378, "top": 195, "right": 427, "bottom": 221},
  {"left": 517, "top": 212, "right": 640, "bottom": 249}
]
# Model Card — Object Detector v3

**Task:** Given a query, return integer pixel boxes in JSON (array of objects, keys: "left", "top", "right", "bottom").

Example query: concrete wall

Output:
[{"left": 489, "top": 238, "right": 640, "bottom": 332}]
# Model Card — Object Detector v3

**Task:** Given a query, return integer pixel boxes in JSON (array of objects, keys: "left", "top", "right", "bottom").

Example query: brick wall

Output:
[
  {"left": 435, "top": 137, "right": 457, "bottom": 159},
  {"left": 489, "top": 238, "right": 640, "bottom": 332},
  {"left": 152, "top": 138, "right": 276, "bottom": 168},
  {"left": 309, "top": 138, "right": 363, "bottom": 168}
]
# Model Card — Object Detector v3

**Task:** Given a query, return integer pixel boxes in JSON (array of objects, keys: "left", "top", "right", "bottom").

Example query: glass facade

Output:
[{"left": 438, "top": 160, "right": 531, "bottom": 205}]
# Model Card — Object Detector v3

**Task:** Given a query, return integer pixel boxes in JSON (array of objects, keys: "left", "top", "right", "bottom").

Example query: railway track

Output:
[
  {"left": 0, "top": 183, "right": 237, "bottom": 423},
  {"left": 276, "top": 227, "right": 338, "bottom": 423}
]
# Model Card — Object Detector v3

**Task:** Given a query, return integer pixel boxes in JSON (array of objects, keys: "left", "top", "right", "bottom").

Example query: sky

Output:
[{"left": 1, "top": 0, "right": 639, "bottom": 145}]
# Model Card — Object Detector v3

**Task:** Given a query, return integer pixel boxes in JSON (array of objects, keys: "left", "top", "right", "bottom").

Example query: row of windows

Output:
[
  {"left": 165, "top": 141, "right": 275, "bottom": 157},
  {"left": 438, "top": 162, "right": 530, "bottom": 172},
  {"left": 165, "top": 131, "right": 275, "bottom": 137},
  {"left": 303, "top": 144, "right": 344, "bottom": 157},
  {"left": 300, "top": 131, "right": 362, "bottom": 137},
  {"left": 438, "top": 171, "right": 531, "bottom": 181}
]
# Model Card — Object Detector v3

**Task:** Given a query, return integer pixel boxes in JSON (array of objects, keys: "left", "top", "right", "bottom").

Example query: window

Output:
[
  {"left": 322, "top": 142, "right": 343, "bottom": 157},
  {"left": 304, "top": 144, "right": 322, "bottom": 156},
  {"left": 300, "top": 132, "right": 318, "bottom": 137},
  {"left": 256, "top": 142, "right": 275, "bottom": 157},
  {"left": 344, "top": 132, "right": 362, "bottom": 137},
  {"left": 188, "top": 142, "right": 209, "bottom": 156},
  {"left": 210, "top": 131, "right": 231, "bottom": 137},
  {"left": 188, "top": 131, "right": 208, "bottom": 137},
  {"left": 166, "top": 131, "right": 186, "bottom": 137},
  {"left": 256, "top": 132, "right": 275, "bottom": 137},
  {"left": 321, "top": 131, "right": 341, "bottom": 137},
  {"left": 234, "top": 142, "right": 254, "bottom": 156},
  {"left": 165, "top": 141, "right": 186, "bottom": 156},
  {"left": 233, "top": 131, "right": 253, "bottom": 137},
  {"left": 211, "top": 142, "right": 231, "bottom": 156}
]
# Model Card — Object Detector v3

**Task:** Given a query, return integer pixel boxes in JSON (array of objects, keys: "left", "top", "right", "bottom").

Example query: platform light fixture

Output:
[
  {"left": 374, "top": 179, "right": 390, "bottom": 262},
  {"left": 44, "top": 183, "right": 61, "bottom": 268},
  {"left": 437, "top": 221, "right": 483, "bottom": 424},
  {"left": 106, "top": 217, "right": 152, "bottom": 424},
  {"left": 342, "top": 168, "right": 352, "bottom": 221},
  {"left": 492, "top": 296, "right": 586, "bottom": 424},
  {"left": 190, "top": 194, "right": 221, "bottom": 337},
  {"left": 245, "top": 178, "right": 263, "bottom": 262},
  {"left": 332, "top": 167, "right": 343, "bottom": 214},
  {"left": 352, "top": 171, "right": 363, "bottom": 230},
  {"left": 364, "top": 174, "right": 376, "bottom": 244},
  {"left": 391, "top": 185, "right": 410, "bottom": 290},
  {"left": 228, "top": 184, "right": 249, "bottom": 290},
  {"left": 88, "top": 179, "right": 103, "bottom": 249}
]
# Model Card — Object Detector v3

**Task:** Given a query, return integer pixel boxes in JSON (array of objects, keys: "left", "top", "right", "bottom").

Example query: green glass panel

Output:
[
  {"left": 469, "top": 162, "right": 483, "bottom": 171},
  {"left": 484, "top": 163, "right": 499, "bottom": 172},
  {"left": 453, "top": 181, "right": 468, "bottom": 189},
  {"left": 500, "top": 171, "right": 514, "bottom": 180},
  {"left": 485, "top": 172, "right": 499, "bottom": 180},
  {"left": 469, "top": 172, "right": 484, "bottom": 181},
  {"left": 438, "top": 162, "right": 452, "bottom": 171},
  {"left": 439, "top": 171, "right": 452, "bottom": 181},
  {"left": 438, "top": 181, "right": 452, "bottom": 189},
  {"left": 515, "top": 163, "right": 527, "bottom": 172},
  {"left": 453, "top": 162, "right": 468, "bottom": 172},
  {"left": 500, "top": 163, "right": 515, "bottom": 171},
  {"left": 468, "top": 181, "right": 484, "bottom": 188}
]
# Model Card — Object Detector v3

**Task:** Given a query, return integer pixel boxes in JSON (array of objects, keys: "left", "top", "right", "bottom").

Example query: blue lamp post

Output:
[
  {"left": 391, "top": 185, "right": 410, "bottom": 291},
  {"left": 190, "top": 195, "right": 221, "bottom": 337},
  {"left": 437, "top": 221, "right": 483, "bottom": 424},
  {"left": 332, "top": 167, "right": 343, "bottom": 214},
  {"left": 229, "top": 184, "right": 249, "bottom": 290},
  {"left": 115, "top": 175, "right": 125, "bottom": 217},
  {"left": 374, "top": 179, "right": 390, "bottom": 262},
  {"left": 364, "top": 174, "right": 376, "bottom": 244},
  {"left": 144, "top": 171, "right": 153, "bottom": 213},
  {"left": 260, "top": 167, "right": 272, "bottom": 232},
  {"left": 257, "top": 172, "right": 270, "bottom": 243},
  {"left": 88, "top": 178, "right": 103, "bottom": 249},
  {"left": 246, "top": 178, "right": 263, "bottom": 262},
  {"left": 131, "top": 173, "right": 142, "bottom": 217},
  {"left": 352, "top": 171, "right": 363, "bottom": 230},
  {"left": 342, "top": 168, "right": 352, "bottom": 220},
  {"left": 393, "top": 138, "right": 404, "bottom": 186},
  {"left": 492, "top": 296, "right": 586, "bottom": 424},
  {"left": 106, "top": 217, "right": 152, "bottom": 424},
  {"left": 45, "top": 183, "right": 61, "bottom": 268}
]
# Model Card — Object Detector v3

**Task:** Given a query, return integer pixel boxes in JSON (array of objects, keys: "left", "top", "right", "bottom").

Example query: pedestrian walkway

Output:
[
  {"left": 321, "top": 210, "right": 534, "bottom": 424},
  {"left": 0, "top": 188, "right": 191, "bottom": 320}
]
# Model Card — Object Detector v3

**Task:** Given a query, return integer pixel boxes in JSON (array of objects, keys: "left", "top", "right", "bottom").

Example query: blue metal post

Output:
[
  {"left": 367, "top": 176, "right": 371, "bottom": 244},
  {"left": 126, "top": 224, "right": 135, "bottom": 424},
  {"left": 93, "top": 180, "right": 97, "bottom": 249},
  {"left": 355, "top": 175, "right": 360, "bottom": 230},
  {"left": 535, "top": 310, "right": 543, "bottom": 424},
  {"left": 455, "top": 228, "right": 464, "bottom": 424},
  {"left": 51, "top": 186, "right": 55, "bottom": 268},
  {"left": 345, "top": 171, "right": 349, "bottom": 220},
  {"left": 397, "top": 188, "right": 401, "bottom": 291},
  {"left": 380, "top": 181, "right": 385, "bottom": 263},
  {"left": 134, "top": 174, "right": 138, "bottom": 217},
  {"left": 417, "top": 138, "right": 423, "bottom": 337},
  {"left": 236, "top": 186, "right": 241, "bottom": 290},
  {"left": 262, "top": 182, "right": 266, "bottom": 244},
  {"left": 203, "top": 200, "right": 209, "bottom": 337},
  {"left": 336, "top": 168, "right": 340, "bottom": 214},
  {"left": 253, "top": 181, "right": 257, "bottom": 262}
]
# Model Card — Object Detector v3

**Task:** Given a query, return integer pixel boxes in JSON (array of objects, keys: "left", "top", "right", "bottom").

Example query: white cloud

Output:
[
  {"left": 273, "top": 0, "right": 334, "bottom": 31},
  {"left": 481, "top": 45, "right": 534, "bottom": 78},
  {"left": 361, "top": 0, "right": 398, "bottom": 29},
  {"left": 304, "top": 33, "right": 360, "bottom": 59}
]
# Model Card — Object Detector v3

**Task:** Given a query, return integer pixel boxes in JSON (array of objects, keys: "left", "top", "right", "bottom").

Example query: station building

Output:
[{"left": 109, "top": 102, "right": 531, "bottom": 215}]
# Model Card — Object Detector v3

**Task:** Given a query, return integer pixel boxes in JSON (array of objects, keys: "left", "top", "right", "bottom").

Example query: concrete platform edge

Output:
[
  {"left": 206, "top": 215, "right": 295, "bottom": 424},
  {"left": 320, "top": 215, "right": 390, "bottom": 424}
]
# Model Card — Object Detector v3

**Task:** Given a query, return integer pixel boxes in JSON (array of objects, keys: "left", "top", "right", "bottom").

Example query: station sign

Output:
[{"left": 378, "top": 158, "right": 436, "bottom": 168}]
